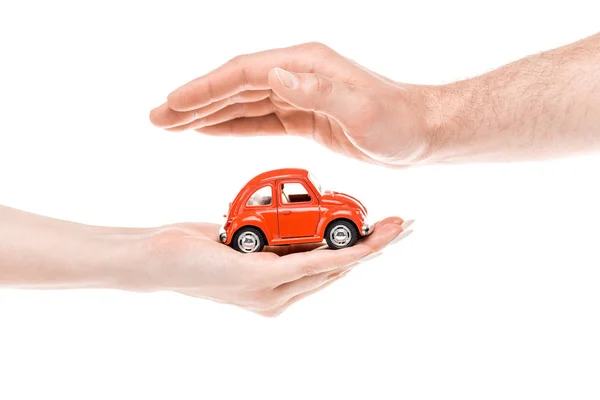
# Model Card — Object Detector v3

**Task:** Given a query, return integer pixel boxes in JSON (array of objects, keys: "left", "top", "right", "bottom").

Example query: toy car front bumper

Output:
[
  {"left": 219, "top": 226, "right": 227, "bottom": 243},
  {"left": 361, "top": 222, "right": 372, "bottom": 236}
]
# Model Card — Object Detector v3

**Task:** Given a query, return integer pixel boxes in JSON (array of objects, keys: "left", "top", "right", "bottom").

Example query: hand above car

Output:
[
  {"left": 150, "top": 42, "right": 437, "bottom": 167},
  {"left": 151, "top": 35, "right": 600, "bottom": 165}
]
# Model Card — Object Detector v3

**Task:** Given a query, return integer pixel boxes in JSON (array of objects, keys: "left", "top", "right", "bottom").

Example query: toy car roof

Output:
[{"left": 245, "top": 168, "right": 310, "bottom": 186}]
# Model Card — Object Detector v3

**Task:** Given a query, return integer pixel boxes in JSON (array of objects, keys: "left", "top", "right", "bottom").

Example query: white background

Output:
[{"left": 1, "top": 1, "right": 599, "bottom": 399}]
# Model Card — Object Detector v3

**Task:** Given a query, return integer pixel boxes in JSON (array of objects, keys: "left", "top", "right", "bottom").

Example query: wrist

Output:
[
  {"left": 419, "top": 79, "right": 475, "bottom": 164},
  {"left": 101, "top": 224, "right": 207, "bottom": 294},
  {"left": 81, "top": 226, "right": 161, "bottom": 292},
  {"left": 386, "top": 82, "right": 466, "bottom": 166},
  {"left": 43, "top": 224, "right": 203, "bottom": 294},
  {"left": 424, "top": 85, "right": 458, "bottom": 164}
]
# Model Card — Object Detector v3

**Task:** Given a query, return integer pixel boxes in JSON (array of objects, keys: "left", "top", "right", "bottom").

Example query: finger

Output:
[
  {"left": 168, "top": 98, "right": 275, "bottom": 132},
  {"left": 193, "top": 109, "right": 321, "bottom": 138},
  {"left": 268, "top": 68, "right": 364, "bottom": 122},
  {"left": 167, "top": 42, "right": 343, "bottom": 111},
  {"left": 261, "top": 218, "right": 406, "bottom": 315},
  {"left": 271, "top": 219, "right": 404, "bottom": 283},
  {"left": 370, "top": 216, "right": 405, "bottom": 232},
  {"left": 271, "top": 263, "right": 354, "bottom": 303},
  {"left": 194, "top": 114, "right": 287, "bottom": 137},
  {"left": 354, "top": 223, "right": 404, "bottom": 253},
  {"left": 150, "top": 90, "right": 271, "bottom": 129},
  {"left": 269, "top": 91, "right": 298, "bottom": 111},
  {"left": 258, "top": 271, "right": 348, "bottom": 317}
]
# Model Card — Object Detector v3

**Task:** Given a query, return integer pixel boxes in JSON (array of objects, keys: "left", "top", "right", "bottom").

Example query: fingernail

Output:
[
  {"left": 358, "top": 251, "right": 383, "bottom": 263},
  {"left": 389, "top": 229, "right": 414, "bottom": 246},
  {"left": 401, "top": 219, "right": 415, "bottom": 230},
  {"left": 274, "top": 67, "right": 298, "bottom": 89}
]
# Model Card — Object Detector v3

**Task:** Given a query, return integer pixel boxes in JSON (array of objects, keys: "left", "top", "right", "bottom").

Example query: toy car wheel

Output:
[
  {"left": 325, "top": 220, "right": 359, "bottom": 250},
  {"left": 231, "top": 227, "right": 265, "bottom": 253}
]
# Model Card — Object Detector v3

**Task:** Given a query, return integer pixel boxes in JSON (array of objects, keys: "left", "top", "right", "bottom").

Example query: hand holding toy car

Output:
[{"left": 0, "top": 206, "right": 407, "bottom": 317}]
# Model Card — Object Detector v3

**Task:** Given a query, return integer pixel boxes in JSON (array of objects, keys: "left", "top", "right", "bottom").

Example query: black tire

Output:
[
  {"left": 325, "top": 220, "right": 359, "bottom": 250},
  {"left": 231, "top": 227, "right": 265, "bottom": 253}
]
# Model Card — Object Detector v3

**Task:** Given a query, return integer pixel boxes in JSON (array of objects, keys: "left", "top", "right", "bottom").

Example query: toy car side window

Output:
[
  {"left": 246, "top": 185, "right": 273, "bottom": 207},
  {"left": 280, "top": 182, "right": 312, "bottom": 204}
]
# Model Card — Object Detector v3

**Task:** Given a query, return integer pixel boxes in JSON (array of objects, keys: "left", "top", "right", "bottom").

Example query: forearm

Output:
[
  {"left": 428, "top": 32, "right": 600, "bottom": 163},
  {"left": 0, "top": 205, "right": 149, "bottom": 289}
]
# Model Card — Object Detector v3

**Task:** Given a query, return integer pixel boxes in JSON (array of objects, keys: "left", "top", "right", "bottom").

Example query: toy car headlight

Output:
[{"left": 219, "top": 225, "right": 228, "bottom": 243}]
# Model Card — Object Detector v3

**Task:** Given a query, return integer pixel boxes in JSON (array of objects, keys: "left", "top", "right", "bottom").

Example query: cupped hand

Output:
[
  {"left": 150, "top": 42, "right": 438, "bottom": 166},
  {"left": 143, "top": 216, "right": 409, "bottom": 317}
]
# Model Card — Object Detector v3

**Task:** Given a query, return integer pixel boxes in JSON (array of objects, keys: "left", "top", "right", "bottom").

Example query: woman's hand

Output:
[
  {"left": 141, "top": 217, "right": 409, "bottom": 317},
  {"left": 150, "top": 42, "right": 438, "bottom": 167},
  {"left": 0, "top": 205, "right": 410, "bottom": 317}
]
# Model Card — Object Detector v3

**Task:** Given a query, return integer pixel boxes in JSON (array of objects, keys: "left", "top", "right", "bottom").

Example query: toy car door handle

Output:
[{"left": 281, "top": 210, "right": 292, "bottom": 215}]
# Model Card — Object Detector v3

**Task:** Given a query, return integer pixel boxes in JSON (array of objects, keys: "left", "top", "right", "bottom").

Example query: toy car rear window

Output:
[{"left": 246, "top": 185, "right": 273, "bottom": 206}]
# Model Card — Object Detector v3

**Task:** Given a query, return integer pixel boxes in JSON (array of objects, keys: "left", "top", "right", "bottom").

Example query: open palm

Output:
[{"left": 148, "top": 216, "right": 410, "bottom": 317}]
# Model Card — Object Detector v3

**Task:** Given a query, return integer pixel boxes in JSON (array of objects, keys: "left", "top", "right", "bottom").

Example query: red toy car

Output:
[{"left": 219, "top": 168, "right": 372, "bottom": 253}]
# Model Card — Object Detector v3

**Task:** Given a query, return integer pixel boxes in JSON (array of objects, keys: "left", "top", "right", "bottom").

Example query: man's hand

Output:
[
  {"left": 150, "top": 42, "right": 436, "bottom": 167},
  {"left": 152, "top": 34, "right": 600, "bottom": 164}
]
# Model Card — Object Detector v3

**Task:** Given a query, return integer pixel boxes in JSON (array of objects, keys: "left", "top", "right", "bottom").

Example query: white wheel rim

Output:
[
  {"left": 330, "top": 225, "right": 352, "bottom": 247},
  {"left": 238, "top": 231, "right": 260, "bottom": 253}
]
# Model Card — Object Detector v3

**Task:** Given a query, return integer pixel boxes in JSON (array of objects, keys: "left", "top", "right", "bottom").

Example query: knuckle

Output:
[
  {"left": 227, "top": 56, "right": 249, "bottom": 91},
  {"left": 314, "top": 76, "right": 333, "bottom": 96},
  {"left": 205, "top": 78, "right": 216, "bottom": 103},
  {"left": 302, "top": 41, "right": 332, "bottom": 55},
  {"left": 195, "top": 117, "right": 208, "bottom": 127},
  {"left": 239, "top": 67, "right": 249, "bottom": 91},
  {"left": 227, "top": 94, "right": 239, "bottom": 105},
  {"left": 302, "top": 265, "right": 319, "bottom": 277},
  {"left": 269, "top": 91, "right": 283, "bottom": 104},
  {"left": 228, "top": 54, "right": 244, "bottom": 65}
]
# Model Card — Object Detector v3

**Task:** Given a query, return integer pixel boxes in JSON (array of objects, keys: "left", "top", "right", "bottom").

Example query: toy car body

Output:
[{"left": 219, "top": 168, "right": 372, "bottom": 253}]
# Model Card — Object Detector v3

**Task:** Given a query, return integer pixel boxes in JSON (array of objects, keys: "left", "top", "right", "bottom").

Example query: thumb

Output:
[{"left": 268, "top": 67, "right": 356, "bottom": 120}]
